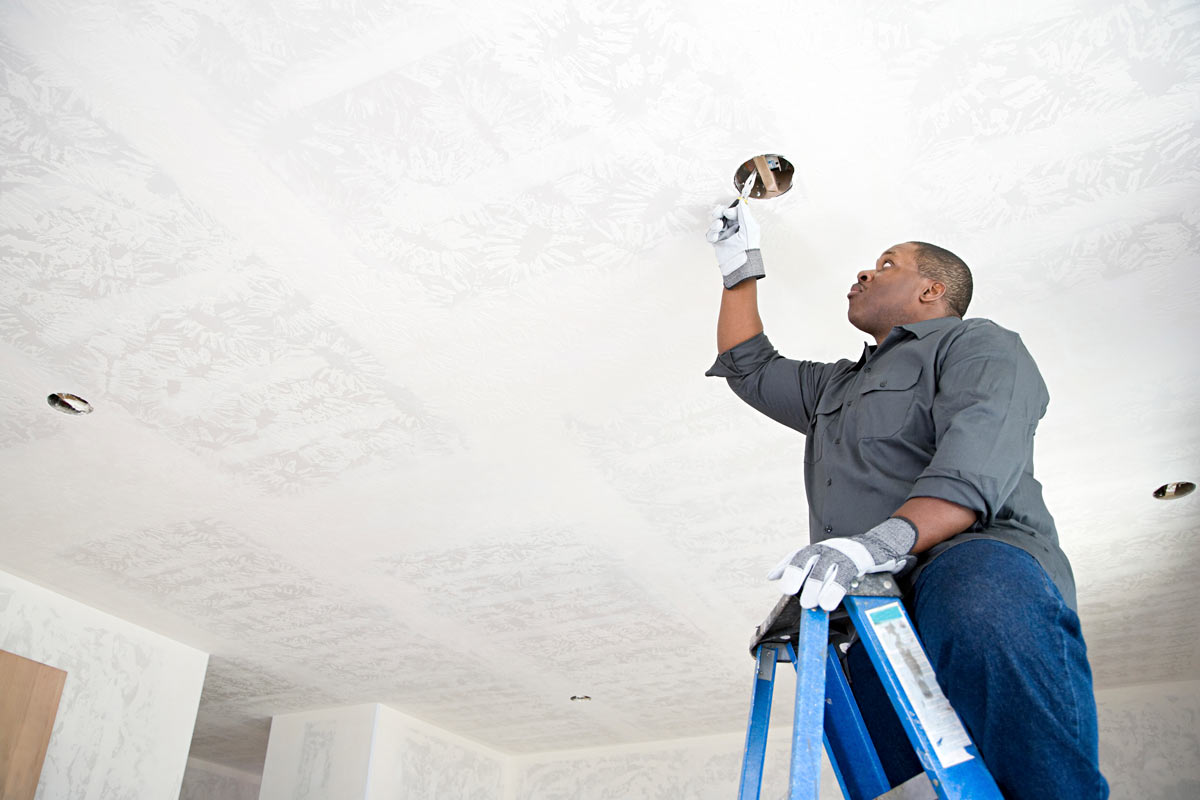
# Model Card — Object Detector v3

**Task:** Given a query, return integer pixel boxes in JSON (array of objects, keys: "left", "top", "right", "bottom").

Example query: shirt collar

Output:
[
  {"left": 861, "top": 316, "right": 962, "bottom": 362},
  {"left": 897, "top": 315, "right": 962, "bottom": 339}
]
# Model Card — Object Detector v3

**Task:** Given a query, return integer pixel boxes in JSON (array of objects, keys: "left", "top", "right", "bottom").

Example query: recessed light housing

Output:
[
  {"left": 1153, "top": 482, "right": 1195, "bottom": 500},
  {"left": 733, "top": 154, "right": 795, "bottom": 200},
  {"left": 47, "top": 393, "right": 93, "bottom": 415}
]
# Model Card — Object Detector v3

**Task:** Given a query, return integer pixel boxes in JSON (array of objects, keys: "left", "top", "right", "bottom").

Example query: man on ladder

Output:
[{"left": 704, "top": 194, "right": 1108, "bottom": 799}]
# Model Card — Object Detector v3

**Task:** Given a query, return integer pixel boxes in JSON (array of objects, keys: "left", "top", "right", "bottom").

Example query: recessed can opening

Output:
[
  {"left": 1153, "top": 482, "right": 1195, "bottom": 500},
  {"left": 733, "top": 154, "right": 794, "bottom": 199},
  {"left": 47, "top": 393, "right": 93, "bottom": 415}
]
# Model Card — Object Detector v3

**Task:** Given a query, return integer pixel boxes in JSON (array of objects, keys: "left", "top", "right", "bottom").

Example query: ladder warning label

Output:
[{"left": 866, "top": 602, "right": 974, "bottom": 769}]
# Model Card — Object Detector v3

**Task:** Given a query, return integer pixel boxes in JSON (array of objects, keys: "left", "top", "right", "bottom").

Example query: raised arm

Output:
[
  {"left": 706, "top": 197, "right": 766, "bottom": 353},
  {"left": 704, "top": 196, "right": 843, "bottom": 435},
  {"left": 717, "top": 279, "right": 764, "bottom": 353}
]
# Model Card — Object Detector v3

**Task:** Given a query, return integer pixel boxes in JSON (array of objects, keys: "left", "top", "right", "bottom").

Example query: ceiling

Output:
[{"left": 1, "top": 0, "right": 1198, "bottom": 775}]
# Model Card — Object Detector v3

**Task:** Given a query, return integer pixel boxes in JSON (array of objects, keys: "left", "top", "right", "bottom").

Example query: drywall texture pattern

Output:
[
  {"left": 0, "top": 568, "right": 207, "bottom": 800},
  {"left": 0, "top": 0, "right": 1198, "bottom": 775},
  {"left": 259, "top": 704, "right": 376, "bottom": 800},
  {"left": 180, "top": 758, "right": 261, "bottom": 800},
  {"left": 368, "top": 704, "right": 508, "bottom": 800},
  {"left": 257, "top": 703, "right": 507, "bottom": 800}
]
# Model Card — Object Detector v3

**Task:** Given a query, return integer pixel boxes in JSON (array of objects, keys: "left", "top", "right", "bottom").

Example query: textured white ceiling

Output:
[{"left": 1, "top": 0, "right": 1198, "bottom": 775}]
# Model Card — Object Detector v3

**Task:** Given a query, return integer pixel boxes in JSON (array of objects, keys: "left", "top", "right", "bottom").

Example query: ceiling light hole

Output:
[
  {"left": 47, "top": 393, "right": 93, "bottom": 415},
  {"left": 733, "top": 154, "right": 795, "bottom": 199},
  {"left": 1152, "top": 481, "right": 1195, "bottom": 500}
]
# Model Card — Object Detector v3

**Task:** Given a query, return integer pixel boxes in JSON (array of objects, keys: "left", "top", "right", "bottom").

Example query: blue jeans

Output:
[{"left": 845, "top": 539, "right": 1109, "bottom": 799}]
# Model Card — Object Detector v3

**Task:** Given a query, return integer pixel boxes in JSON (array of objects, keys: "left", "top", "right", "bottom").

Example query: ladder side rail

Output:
[
  {"left": 820, "top": 644, "right": 891, "bottom": 800},
  {"left": 844, "top": 596, "right": 1003, "bottom": 800},
  {"left": 738, "top": 644, "right": 783, "bottom": 800},
  {"left": 787, "top": 608, "right": 830, "bottom": 800}
]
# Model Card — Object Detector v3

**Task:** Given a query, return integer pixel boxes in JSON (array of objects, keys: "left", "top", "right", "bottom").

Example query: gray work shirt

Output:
[{"left": 706, "top": 316, "right": 1076, "bottom": 610}]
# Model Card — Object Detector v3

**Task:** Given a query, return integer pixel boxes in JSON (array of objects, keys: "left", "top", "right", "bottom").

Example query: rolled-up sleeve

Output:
[
  {"left": 907, "top": 324, "right": 1049, "bottom": 527},
  {"left": 706, "top": 332, "right": 842, "bottom": 436}
]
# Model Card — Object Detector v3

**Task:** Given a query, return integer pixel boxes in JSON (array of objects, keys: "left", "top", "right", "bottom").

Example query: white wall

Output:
[
  {"left": 1097, "top": 680, "right": 1200, "bottom": 799},
  {"left": 180, "top": 757, "right": 261, "bottom": 800},
  {"left": 258, "top": 703, "right": 377, "bottom": 800},
  {"left": 257, "top": 702, "right": 510, "bottom": 800},
  {"left": 0, "top": 567, "right": 208, "bottom": 800},
  {"left": 367, "top": 704, "right": 509, "bottom": 800}
]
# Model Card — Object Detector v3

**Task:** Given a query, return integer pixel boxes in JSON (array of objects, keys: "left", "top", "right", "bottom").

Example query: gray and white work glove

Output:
[
  {"left": 766, "top": 518, "right": 918, "bottom": 611},
  {"left": 705, "top": 198, "right": 765, "bottom": 289}
]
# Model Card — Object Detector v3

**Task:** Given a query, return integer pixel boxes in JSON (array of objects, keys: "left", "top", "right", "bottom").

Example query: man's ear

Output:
[{"left": 920, "top": 281, "right": 947, "bottom": 305}]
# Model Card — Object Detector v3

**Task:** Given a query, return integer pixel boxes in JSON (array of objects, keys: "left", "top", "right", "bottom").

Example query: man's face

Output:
[{"left": 847, "top": 243, "right": 932, "bottom": 341}]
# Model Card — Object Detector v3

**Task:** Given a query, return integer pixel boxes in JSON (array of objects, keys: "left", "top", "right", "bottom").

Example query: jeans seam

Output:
[
  {"left": 1043, "top": 567, "right": 1083, "bottom": 744},
  {"left": 1062, "top": 608, "right": 1082, "bottom": 741}
]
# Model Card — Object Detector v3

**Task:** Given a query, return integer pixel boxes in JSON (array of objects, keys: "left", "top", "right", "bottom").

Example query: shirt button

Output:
[
  {"left": 834, "top": 438, "right": 841, "bottom": 445},
  {"left": 846, "top": 400, "right": 853, "bottom": 407},
  {"left": 824, "top": 526, "right": 833, "bottom": 533},
  {"left": 879, "top": 381, "right": 887, "bottom": 387},
  {"left": 826, "top": 478, "right": 832, "bottom": 486},
  {"left": 865, "top": 367, "right": 872, "bottom": 373}
]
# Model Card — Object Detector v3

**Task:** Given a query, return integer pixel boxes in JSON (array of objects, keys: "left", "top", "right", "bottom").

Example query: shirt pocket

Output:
[
  {"left": 804, "top": 390, "right": 846, "bottom": 464},
  {"left": 856, "top": 364, "right": 923, "bottom": 439}
]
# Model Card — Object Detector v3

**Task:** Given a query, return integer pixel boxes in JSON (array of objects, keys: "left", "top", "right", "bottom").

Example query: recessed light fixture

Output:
[
  {"left": 1153, "top": 482, "right": 1195, "bottom": 500},
  {"left": 569, "top": 695, "right": 592, "bottom": 702},
  {"left": 47, "top": 393, "right": 93, "bottom": 415},
  {"left": 732, "top": 154, "right": 795, "bottom": 200}
]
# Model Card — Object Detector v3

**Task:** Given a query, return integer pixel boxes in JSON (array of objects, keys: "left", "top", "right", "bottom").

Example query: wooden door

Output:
[{"left": 0, "top": 650, "right": 67, "bottom": 800}]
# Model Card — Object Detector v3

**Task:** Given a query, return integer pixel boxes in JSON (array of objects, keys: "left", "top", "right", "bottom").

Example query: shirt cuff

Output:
[
  {"left": 704, "top": 332, "right": 777, "bottom": 378},
  {"left": 907, "top": 474, "right": 992, "bottom": 527}
]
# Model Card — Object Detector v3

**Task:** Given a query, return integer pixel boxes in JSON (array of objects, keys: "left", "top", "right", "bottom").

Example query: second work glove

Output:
[
  {"left": 706, "top": 198, "right": 765, "bottom": 289},
  {"left": 766, "top": 517, "right": 918, "bottom": 611}
]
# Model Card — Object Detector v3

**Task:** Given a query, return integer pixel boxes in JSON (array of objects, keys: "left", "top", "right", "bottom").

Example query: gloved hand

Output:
[
  {"left": 705, "top": 198, "right": 765, "bottom": 289},
  {"left": 766, "top": 517, "right": 918, "bottom": 611}
]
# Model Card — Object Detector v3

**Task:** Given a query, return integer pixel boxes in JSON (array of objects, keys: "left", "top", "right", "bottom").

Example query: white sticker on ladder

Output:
[{"left": 866, "top": 602, "right": 974, "bottom": 769}]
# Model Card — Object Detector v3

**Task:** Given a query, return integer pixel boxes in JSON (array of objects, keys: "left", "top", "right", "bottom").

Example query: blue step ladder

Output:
[{"left": 738, "top": 574, "right": 1003, "bottom": 800}]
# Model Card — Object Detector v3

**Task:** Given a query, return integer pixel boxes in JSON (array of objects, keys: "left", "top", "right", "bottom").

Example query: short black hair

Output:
[{"left": 908, "top": 242, "right": 973, "bottom": 317}]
